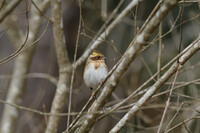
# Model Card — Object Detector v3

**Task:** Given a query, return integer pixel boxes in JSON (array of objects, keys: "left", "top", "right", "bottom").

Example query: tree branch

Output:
[
  {"left": 45, "top": 0, "right": 72, "bottom": 133},
  {"left": 0, "top": 0, "right": 21, "bottom": 23}
]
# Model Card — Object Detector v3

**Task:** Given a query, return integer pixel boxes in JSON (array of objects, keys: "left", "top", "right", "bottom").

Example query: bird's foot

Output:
[{"left": 92, "top": 89, "right": 96, "bottom": 99}]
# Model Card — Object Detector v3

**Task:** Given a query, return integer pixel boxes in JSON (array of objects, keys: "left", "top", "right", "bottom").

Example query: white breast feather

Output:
[{"left": 84, "top": 64, "right": 108, "bottom": 89}]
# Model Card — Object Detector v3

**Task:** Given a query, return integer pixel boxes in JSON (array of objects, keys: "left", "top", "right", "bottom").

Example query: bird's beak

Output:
[{"left": 103, "top": 56, "right": 106, "bottom": 59}]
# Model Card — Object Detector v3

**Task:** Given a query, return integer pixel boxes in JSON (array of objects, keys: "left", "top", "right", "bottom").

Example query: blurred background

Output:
[{"left": 0, "top": 0, "right": 200, "bottom": 133}]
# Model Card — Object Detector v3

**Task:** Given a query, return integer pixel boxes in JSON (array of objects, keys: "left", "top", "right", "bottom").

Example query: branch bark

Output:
[
  {"left": 77, "top": 0, "right": 178, "bottom": 132},
  {"left": 45, "top": 0, "right": 72, "bottom": 133}
]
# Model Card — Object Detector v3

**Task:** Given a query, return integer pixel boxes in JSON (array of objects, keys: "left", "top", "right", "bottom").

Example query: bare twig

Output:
[
  {"left": 66, "top": 0, "right": 82, "bottom": 132},
  {"left": 0, "top": 73, "right": 58, "bottom": 86},
  {"left": 167, "top": 116, "right": 200, "bottom": 132},
  {"left": 81, "top": 24, "right": 122, "bottom": 57},
  {"left": 157, "top": 66, "right": 180, "bottom": 133},
  {"left": 0, "top": 1, "right": 30, "bottom": 65},
  {"left": 0, "top": 0, "right": 21, "bottom": 23},
  {"left": 157, "top": 22, "right": 162, "bottom": 79}
]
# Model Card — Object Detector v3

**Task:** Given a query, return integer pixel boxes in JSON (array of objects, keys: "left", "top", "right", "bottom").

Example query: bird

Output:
[{"left": 83, "top": 50, "right": 108, "bottom": 98}]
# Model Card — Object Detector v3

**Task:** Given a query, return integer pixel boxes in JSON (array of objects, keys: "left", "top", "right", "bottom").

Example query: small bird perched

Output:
[{"left": 83, "top": 50, "right": 108, "bottom": 98}]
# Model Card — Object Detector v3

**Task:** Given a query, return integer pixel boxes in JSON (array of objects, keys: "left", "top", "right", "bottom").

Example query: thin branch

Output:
[
  {"left": 0, "top": 73, "right": 58, "bottom": 86},
  {"left": 0, "top": 1, "right": 30, "bottom": 65},
  {"left": 0, "top": 0, "right": 21, "bottom": 23},
  {"left": 0, "top": 0, "right": 50, "bottom": 65},
  {"left": 66, "top": 0, "right": 82, "bottom": 132},
  {"left": 157, "top": 66, "right": 180, "bottom": 133},
  {"left": 165, "top": 103, "right": 191, "bottom": 132},
  {"left": 157, "top": 22, "right": 162, "bottom": 79},
  {"left": 167, "top": 116, "right": 200, "bottom": 132},
  {"left": 141, "top": 56, "right": 156, "bottom": 82},
  {"left": 0, "top": 99, "right": 102, "bottom": 117},
  {"left": 81, "top": 24, "right": 122, "bottom": 57},
  {"left": 153, "top": 78, "right": 200, "bottom": 99},
  {"left": 30, "top": 0, "right": 52, "bottom": 22}
]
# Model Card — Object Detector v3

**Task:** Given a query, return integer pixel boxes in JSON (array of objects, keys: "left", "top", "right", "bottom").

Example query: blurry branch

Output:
[
  {"left": 179, "top": 62, "right": 200, "bottom": 73},
  {"left": 199, "top": 0, "right": 200, "bottom": 9},
  {"left": 145, "top": 12, "right": 200, "bottom": 51},
  {"left": 0, "top": 28, "right": 8, "bottom": 38},
  {"left": 0, "top": 1, "right": 30, "bottom": 65},
  {"left": 165, "top": 102, "right": 191, "bottom": 132},
  {"left": 0, "top": 13, "right": 29, "bottom": 65},
  {"left": 81, "top": 24, "right": 122, "bottom": 56},
  {"left": 1, "top": 15, "right": 24, "bottom": 48},
  {"left": 153, "top": 78, "right": 200, "bottom": 98},
  {"left": 74, "top": 0, "right": 141, "bottom": 68},
  {"left": 76, "top": 0, "right": 178, "bottom": 133},
  {"left": 0, "top": 73, "right": 58, "bottom": 86},
  {"left": 101, "top": 0, "right": 107, "bottom": 20},
  {"left": 45, "top": 0, "right": 72, "bottom": 133},
  {"left": 0, "top": 99, "right": 104, "bottom": 117},
  {"left": 1, "top": 18, "right": 50, "bottom": 63},
  {"left": 110, "top": 36, "right": 200, "bottom": 133},
  {"left": 66, "top": 0, "right": 82, "bottom": 132},
  {"left": 0, "top": 0, "right": 50, "bottom": 64},
  {"left": 30, "top": 0, "right": 52, "bottom": 22},
  {"left": 141, "top": 56, "right": 156, "bottom": 82},
  {"left": 167, "top": 116, "right": 200, "bottom": 132},
  {"left": 157, "top": 64, "right": 180, "bottom": 133},
  {"left": 133, "top": 2, "right": 139, "bottom": 36},
  {"left": 0, "top": 0, "right": 6, "bottom": 10},
  {"left": 185, "top": 104, "right": 200, "bottom": 132},
  {"left": 157, "top": 22, "right": 162, "bottom": 79},
  {"left": 164, "top": 13, "right": 200, "bottom": 38},
  {"left": 165, "top": 103, "right": 200, "bottom": 132},
  {"left": 0, "top": 98, "right": 158, "bottom": 118},
  {"left": 0, "top": 99, "right": 94, "bottom": 117},
  {"left": 0, "top": 0, "right": 50, "bottom": 133},
  {"left": 178, "top": 0, "right": 199, "bottom": 4},
  {"left": 0, "top": 0, "right": 21, "bottom": 23}
]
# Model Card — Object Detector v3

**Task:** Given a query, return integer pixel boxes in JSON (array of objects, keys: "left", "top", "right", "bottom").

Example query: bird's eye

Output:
[{"left": 97, "top": 56, "right": 101, "bottom": 59}]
